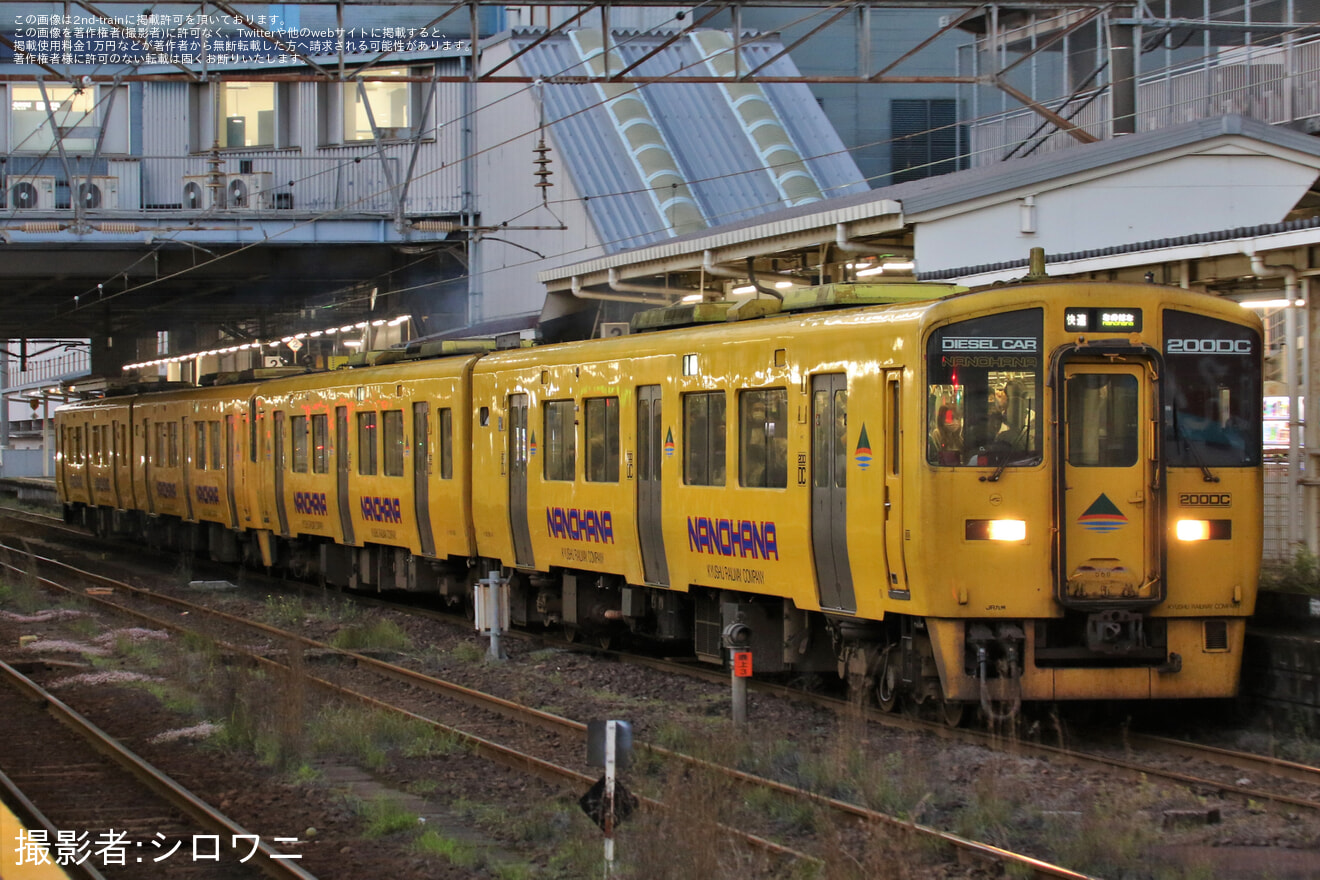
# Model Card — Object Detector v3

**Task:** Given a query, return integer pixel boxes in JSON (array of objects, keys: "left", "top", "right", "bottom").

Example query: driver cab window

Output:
[{"left": 926, "top": 309, "right": 1044, "bottom": 467}]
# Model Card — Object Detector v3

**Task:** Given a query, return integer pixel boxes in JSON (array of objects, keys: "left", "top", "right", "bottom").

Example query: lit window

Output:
[
  {"left": 220, "top": 81, "right": 276, "bottom": 148},
  {"left": 10, "top": 85, "right": 96, "bottom": 152},
  {"left": 344, "top": 68, "right": 411, "bottom": 141}
]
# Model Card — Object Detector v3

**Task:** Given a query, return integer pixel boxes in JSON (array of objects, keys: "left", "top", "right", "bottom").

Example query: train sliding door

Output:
[
  {"left": 811, "top": 374, "right": 855, "bottom": 612},
  {"left": 883, "top": 370, "right": 909, "bottom": 596},
  {"left": 1060, "top": 362, "right": 1160, "bottom": 604},
  {"left": 224, "top": 415, "right": 238, "bottom": 527},
  {"left": 273, "top": 411, "right": 289, "bottom": 536},
  {"left": 508, "top": 394, "right": 533, "bottom": 567},
  {"left": 413, "top": 402, "right": 435, "bottom": 558},
  {"left": 336, "top": 406, "right": 356, "bottom": 545},
  {"left": 637, "top": 385, "right": 668, "bottom": 585}
]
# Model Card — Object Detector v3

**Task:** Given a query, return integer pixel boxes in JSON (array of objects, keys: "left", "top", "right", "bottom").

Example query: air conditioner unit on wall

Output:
[
  {"left": 182, "top": 174, "right": 225, "bottom": 210},
  {"left": 75, "top": 176, "right": 119, "bottom": 210},
  {"left": 225, "top": 172, "right": 273, "bottom": 210},
  {"left": 8, "top": 175, "right": 56, "bottom": 210}
]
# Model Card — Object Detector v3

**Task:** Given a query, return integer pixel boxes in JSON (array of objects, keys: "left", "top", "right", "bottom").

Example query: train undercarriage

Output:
[{"left": 71, "top": 504, "right": 1222, "bottom": 725}]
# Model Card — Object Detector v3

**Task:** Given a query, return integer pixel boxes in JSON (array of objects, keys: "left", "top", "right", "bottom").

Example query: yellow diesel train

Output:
[{"left": 55, "top": 274, "right": 1263, "bottom": 720}]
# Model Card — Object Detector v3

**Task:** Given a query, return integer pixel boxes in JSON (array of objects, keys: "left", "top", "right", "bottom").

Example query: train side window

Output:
[
  {"left": 439, "top": 408, "right": 453, "bottom": 479},
  {"left": 291, "top": 415, "right": 308, "bottom": 473},
  {"left": 683, "top": 391, "right": 726, "bottom": 486},
  {"left": 585, "top": 397, "right": 619, "bottom": 483},
  {"left": 195, "top": 422, "right": 207, "bottom": 470},
  {"left": 209, "top": 422, "right": 223, "bottom": 470},
  {"left": 91, "top": 425, "right": 101, "bottom": 465},
  {"left": 168, "top": 421, "right": 180, "bottom": 467},
  {"left": 544, "top": 400, "right": 576, "bottom": 481},
  {"left": 312, "top": 414, "right": 329, "bottom": 474},
  {"left": 154, "top": 423, "right": 164, "bottom": 466},
  {"left": 739, "top": 388, "right": 787, "bottom": 488},
  {"left": 358, "top": 411, "right": 378, "bottom": 475},
  {"left": 382, "top": 410, "right": 405, "bottom": 476},
  {"left": 249, "top": 400, "right": 257, "bottom": 463}
]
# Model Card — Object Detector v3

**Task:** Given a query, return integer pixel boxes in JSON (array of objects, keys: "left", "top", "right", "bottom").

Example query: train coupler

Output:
[{"left": 1085, "top": 609, "right": 1145, "bottom": 655}]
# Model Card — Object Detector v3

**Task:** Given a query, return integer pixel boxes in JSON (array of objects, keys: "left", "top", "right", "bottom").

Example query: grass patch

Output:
[
  {"left": 262, "top": 594, "right": 308, "bottom": 628},
  {"left": 413, "top": 829, "right": 480, "bottom": 867},
  {"left": 308, "top": 704, "right": 460, "bottom": 770},
  {"left": 1262, "top": 547, "right": 1320, "bottom": 594},
  {"left": 449, "top": 641, "right": 484, "bottom": 663},
  {"left": 357, "top": 795, "right": 419, "bottom": 838},
  {"left": 331, "top": 619, "right": 411, "bottom": 652}
]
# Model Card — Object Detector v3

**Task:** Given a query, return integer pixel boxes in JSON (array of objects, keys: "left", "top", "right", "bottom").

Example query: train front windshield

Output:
[
  {"left": 1163, "top": 310, "right": 1261, "bottom": 468},
  {"left": 926, "top": 309, "right": 1044, "bottom": 467}
]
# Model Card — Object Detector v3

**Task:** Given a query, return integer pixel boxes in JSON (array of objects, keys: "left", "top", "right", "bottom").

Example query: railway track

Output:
[
  {"left": 0, "top": 524, "right": 1096, "bottom": 879},
  {"left": 10, "top": 507, "right": 1320, "bottom": 873},
  {"left": 0, "top": 659, "right": 316, "bottom": 880}
]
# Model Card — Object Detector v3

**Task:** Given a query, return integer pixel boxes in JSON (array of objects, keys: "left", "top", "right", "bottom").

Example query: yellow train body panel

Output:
[{"left": 253, "top": 356, "right": 479, "bottom": 560}]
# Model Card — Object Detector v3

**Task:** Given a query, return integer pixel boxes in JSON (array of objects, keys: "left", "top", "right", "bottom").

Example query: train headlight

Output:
[
  {"left": 965, "top": 519, "right": 1027, "bottom": 542},
  {"left": 1175, "top": 519, "right": 1232, "bottom": 541}
]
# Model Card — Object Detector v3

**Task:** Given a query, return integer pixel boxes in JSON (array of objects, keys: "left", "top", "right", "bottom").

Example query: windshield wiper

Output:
[{"left": 1181, "top": 435, "right": 1219, "bottom": 483}]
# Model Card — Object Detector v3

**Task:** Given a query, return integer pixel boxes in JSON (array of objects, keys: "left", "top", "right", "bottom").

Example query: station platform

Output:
[
  {"left": 0, "top": 479, "right": 57, "bottom": 509},
  {"left": 0, "top": 787, "right": 79, "bottom": 880}
]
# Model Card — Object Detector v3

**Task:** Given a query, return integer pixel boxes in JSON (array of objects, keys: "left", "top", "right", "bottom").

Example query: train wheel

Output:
[
  {"left": 874, "top": 651, "right": 900, "bottom": 713},
  {"left": 940, "top": 699, "right": 967, "bottom": 728}
]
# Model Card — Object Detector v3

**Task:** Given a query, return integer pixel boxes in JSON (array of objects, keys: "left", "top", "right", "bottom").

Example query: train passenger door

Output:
[
  {"left": 224, "top": 415, "right": 238, "bottom": 527},
  {"left": 1060, "top": 362, "right": 1159, "bottom": 604},
  {"left": 336, "top": 406, "right": 356, "bottom": 546},
  {"left": 508, "top": 394, "right": 534, "bottom": 568},
  {"left": 413, "top": 402, "right": 436, "bottom": 558},
  {"left": 273, "top": 411, "right": 289, "bottom": 536},
  {"left": 111, "top": 421, "right": 123, "bottom": 509},
  {"left": 811, "top": 374, "right": 855, "bottom": 612},
  {"left": 883, "top": 371, "right": 909, "bottom": 595},
  {"left": 143, "top": 419, "right": 155, "bottom": 514},
  {"left": 637, "top": 385, "right": 669, "bottom": 585},
  {"left": 181, "top": 417, "right": 195, "bottom": 521}
]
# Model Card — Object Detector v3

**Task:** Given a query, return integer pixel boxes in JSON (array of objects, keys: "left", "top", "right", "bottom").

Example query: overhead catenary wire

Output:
[{"left": 32, "top": 10, "right": 1311, "bottom": 335}]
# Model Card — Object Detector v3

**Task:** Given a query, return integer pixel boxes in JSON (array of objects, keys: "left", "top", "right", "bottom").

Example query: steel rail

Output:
[
  {"left": 0, "top": 552, "right": 813, "bottom": 867},
  {"left": 1127, "top": 732, "right": 1320, "bottom": 789},
  {"left": 608, "top": 651, "right": 1320, "bottom": 813},
  {"left": 0, "top": 539, "right": 1091, "bottom": 878},
  {"left": 0, "top": 766, "right": 110, "bottom": 880},
  {"left": 0, "top": 659, "right": 318, "bottom": 880}
]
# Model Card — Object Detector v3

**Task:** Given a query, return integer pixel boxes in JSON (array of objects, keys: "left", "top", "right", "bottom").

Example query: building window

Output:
[
  {"left": 10, "top": 84, "right": 97, "bottom": 152},
  {"left": 584, "top": 397, "right": 619, "bottom": 483},
  {"left": 439, "top": 408, "right": 453, "bottom": 479},
  {"left": 358, "top": 411, "right": 378, "bottom": 475},
  {"left": 544, "top": 400, "right": 575, "bottom": 481},
  {"left": 382, "top": 410, "right": 405, "bottom": 476},
  {"left": 683, "top": 391, "right": 726, "bottom": 486},
  {"left": 291, "top": 415, "right": 308, "bottom": 473},
  {"left": 344, "top": 68, "right": 411, "bottom": 140},
  {"left": 739, "top": 389, "right": 788, "bottom": 488},
  {"left": 220, "top": 81, "right": 276, "bottom": 148},
  {"left": 890, "top": 98, "right": 965, "bottom": 184},
  {"left": 311, "top": 413, "right": 329, "bottom": 474}
]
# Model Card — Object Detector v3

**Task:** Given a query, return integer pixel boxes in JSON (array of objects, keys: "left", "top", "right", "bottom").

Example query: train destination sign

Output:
[{"left": 1064, "top": 307, "right": 1143, "bottom": 332}]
